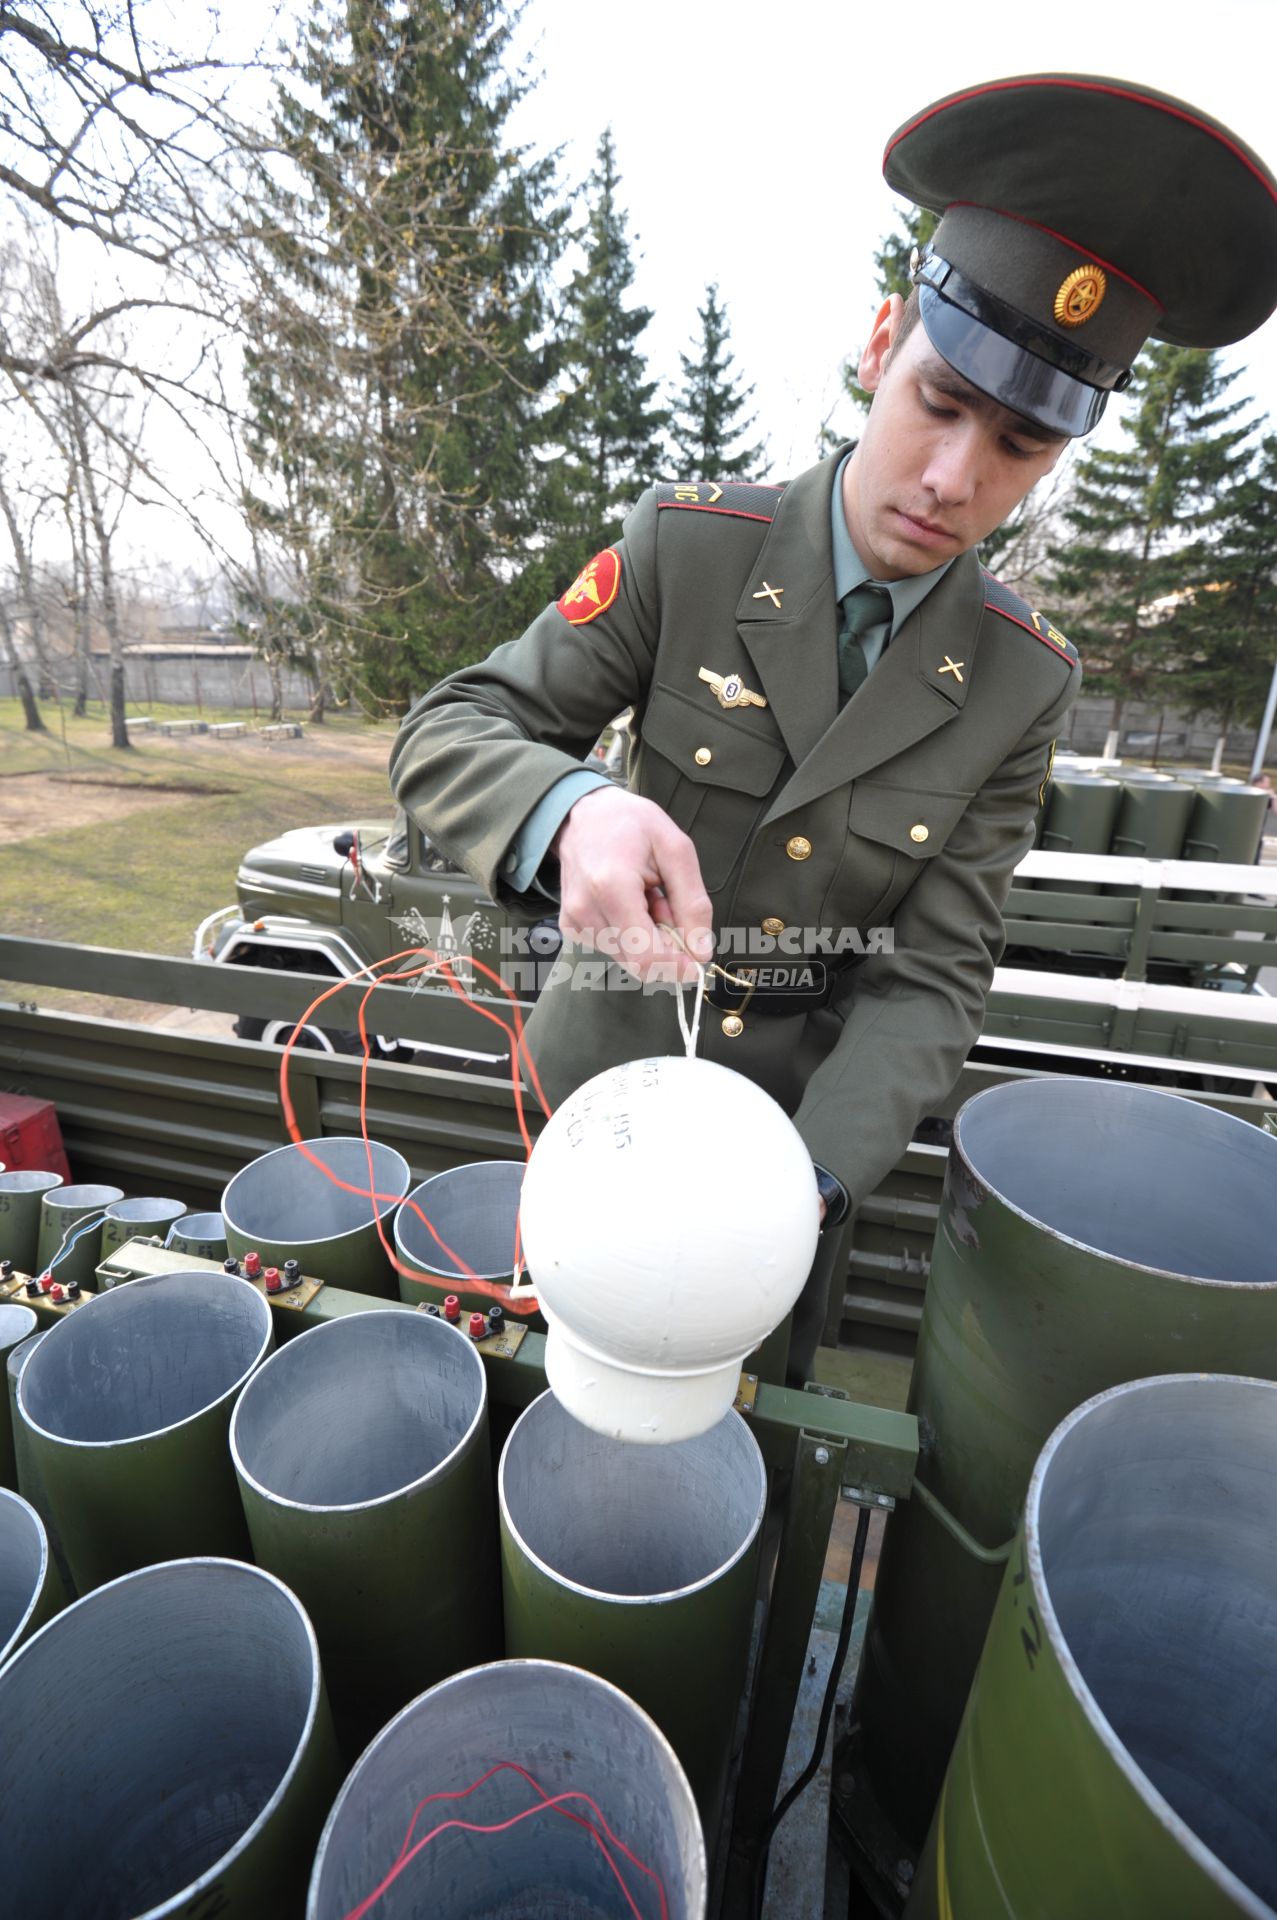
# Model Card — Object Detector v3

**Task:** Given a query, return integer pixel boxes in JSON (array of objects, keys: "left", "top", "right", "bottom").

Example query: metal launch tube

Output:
[
  {"left": 99, "top": 1195, "right": 187, "bottom": 1264},
  {"left": 35, "top": 1181, "right": 123, "bottom": 1285},
  {"left": 499, "top": 1390, "right": 766, "bottom": 1834},
  {"left": 907, "top": 1375, "right": 1277, "bottom": 1920},
  {"left": 222, "top": 1135, "right": 411, "bottom": 1295},
  {"left": 855, "top": 1078, "right": 1277, "bottom": 1844},
  {"left": 231, "top": 1308, "right": 499, "bottom": 1755},
  {"left": 394, "top": 1159, "right": 543, "bottom": 1323},
  {"left": 0, "top": 1486, "right": 62, "bottom": 1665},
  {"left": 0, "top": 1302, "right": 37, "bottom": 1490},
  {"left": 307, "top": 1658, "right": 707, "bottom": 1920},
  {"left": 0, "top": 1170, "right": 63, "bottom": 1270},
  {"left": 16, "top": 1270, "right": 272, "bottom": 1592},
  {"left": 0, "top": 1557, "right": 340, "bottom": 1919},
  {"left": 4, "top": 1330, "right": 72, "bottom": 1594},
  {"left": 164, "top": 1210, "right": 229, "bottom": 1260}
]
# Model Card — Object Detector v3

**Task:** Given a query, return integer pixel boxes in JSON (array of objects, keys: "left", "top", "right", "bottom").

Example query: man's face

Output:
[{"left": 843, "top": 297, "right": 1069, "bottom": 579}]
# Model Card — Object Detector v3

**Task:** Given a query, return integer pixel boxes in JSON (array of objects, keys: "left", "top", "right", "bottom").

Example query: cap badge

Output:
[{"left": 1054, "top": 265, "right": 1108, "bottom": 328}]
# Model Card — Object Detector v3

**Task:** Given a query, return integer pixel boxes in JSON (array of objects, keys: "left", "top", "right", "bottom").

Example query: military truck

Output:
[{"left": 194, "top": 808, "right": 563, "bottom": 1068}]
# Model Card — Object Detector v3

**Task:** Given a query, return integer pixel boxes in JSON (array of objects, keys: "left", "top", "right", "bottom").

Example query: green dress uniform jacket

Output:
[{"left": 389, "top": 449, "right": 1080, "bottom": 1220}]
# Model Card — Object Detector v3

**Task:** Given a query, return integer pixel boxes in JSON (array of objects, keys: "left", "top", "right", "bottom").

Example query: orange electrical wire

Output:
[
  {"left": 277, "top": 946, "right": 553, "bottom": 1314},
  {"left": 340, "top": 1759, "right": 670, "bottom": 1920}
]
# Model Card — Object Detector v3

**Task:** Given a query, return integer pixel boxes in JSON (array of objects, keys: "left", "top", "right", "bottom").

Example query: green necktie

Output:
[{"left": 837, "top": 584, "right": 891, "bottom": 705}]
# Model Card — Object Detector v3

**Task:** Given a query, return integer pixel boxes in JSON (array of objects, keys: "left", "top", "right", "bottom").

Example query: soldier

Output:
[{"left": 390, "top": 74, "right": 1277, "bottom": 1381}]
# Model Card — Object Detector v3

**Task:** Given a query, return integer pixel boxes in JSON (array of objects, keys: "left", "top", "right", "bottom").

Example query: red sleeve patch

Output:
[{"left": 557, "top": 548, "right": 621, "bottom": 625}]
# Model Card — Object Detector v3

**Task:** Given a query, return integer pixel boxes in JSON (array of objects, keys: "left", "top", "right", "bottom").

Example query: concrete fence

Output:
[{"left": 0, "top": 648, "right": 316, "bottom": 715}]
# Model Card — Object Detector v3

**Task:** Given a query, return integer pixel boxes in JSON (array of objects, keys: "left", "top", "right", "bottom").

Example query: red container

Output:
[{"left": 0, "top": 1094, "right": 71, "bottom": 1183}]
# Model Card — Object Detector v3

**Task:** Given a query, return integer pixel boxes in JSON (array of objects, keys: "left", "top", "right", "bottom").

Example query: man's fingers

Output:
[{"left": 555, "top": 788, "right": 715, "bottom": 979}]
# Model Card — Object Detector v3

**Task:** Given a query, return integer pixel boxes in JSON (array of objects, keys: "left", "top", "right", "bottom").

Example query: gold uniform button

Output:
[
  {"left": 721, "top": 1014, "right": 744, "bottom": 1038},
  {"left": 785, "top": 835, "right": 813, "bottom": 861},
  {"left": 694, "top": 747, "right": 712, "bottom": 767},
  {"left": 761, "top": 916, "right": 785, "bottom": 937},
  {"left": 910, "top": 823, "right": 929, "bottom": 844}
]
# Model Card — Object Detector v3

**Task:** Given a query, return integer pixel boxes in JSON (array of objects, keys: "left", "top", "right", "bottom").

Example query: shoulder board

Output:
[
  {"left": 981, "top": 571, "right": 1079, "bottom": 666},
  {"left": 655, "top": 479, "right": 783, "bottom": 524}
]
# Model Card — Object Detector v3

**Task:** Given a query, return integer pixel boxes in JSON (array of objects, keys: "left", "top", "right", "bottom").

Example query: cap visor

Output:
[{"left": 919, "top": 282, "right": 1106, "bottom": 438}]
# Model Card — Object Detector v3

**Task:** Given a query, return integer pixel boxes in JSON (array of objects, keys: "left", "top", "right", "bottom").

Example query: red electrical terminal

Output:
[
  {"left": 242, "top": 1250, "right": 262, "bottom": 1278},
  {"left": 468, "top": 1311, "right": 486, "bottom": 1339},
  {"left": 443, "top": 1294, "right": 460, "bottom": 1323},
  {"left": 48, "top": 1283, "right": 64, "bottom": 1302},
  {"left": 264, "top": 1267, "right": 283, "bottom": 1295}
]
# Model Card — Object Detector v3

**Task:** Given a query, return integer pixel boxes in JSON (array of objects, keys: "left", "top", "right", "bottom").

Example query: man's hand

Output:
[{"left": 552, "top": 787, "right": 714, "bottom": 982}]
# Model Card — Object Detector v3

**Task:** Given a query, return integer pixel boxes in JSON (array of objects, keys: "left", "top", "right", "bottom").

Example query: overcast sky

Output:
[{"left": 507, "top": 0, "right": 1277, "bottom": 477}]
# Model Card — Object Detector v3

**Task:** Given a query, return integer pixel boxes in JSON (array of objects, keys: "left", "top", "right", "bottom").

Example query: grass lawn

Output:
[{"left": 1, "top": 700, "right": 400, "bottom": 1005}]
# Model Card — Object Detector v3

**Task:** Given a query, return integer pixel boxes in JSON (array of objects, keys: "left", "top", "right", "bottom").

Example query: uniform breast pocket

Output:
[
  {"left": 636, "top": 682, "right": 788, "bottom": 890},
  {"left": 821, "top": 781, "right": 975, "bottom": 929}
]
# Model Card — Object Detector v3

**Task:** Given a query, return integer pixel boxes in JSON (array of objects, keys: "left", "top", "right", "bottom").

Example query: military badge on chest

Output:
[{"left": 698, "top": 666, "right": 768, "bottom": 711}]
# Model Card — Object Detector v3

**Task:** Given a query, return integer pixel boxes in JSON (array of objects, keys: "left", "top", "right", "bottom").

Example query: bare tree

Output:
[
  {"left": 0, "top": 2, "right": 283, "bottom": 391},
  {"left": 0, "top": 451, "right": 52, "bottom": 727}
]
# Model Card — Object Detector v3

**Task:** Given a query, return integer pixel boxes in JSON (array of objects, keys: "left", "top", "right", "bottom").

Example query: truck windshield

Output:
[{"left": 385, "top": 808, "right": 411, "bottom": 871}]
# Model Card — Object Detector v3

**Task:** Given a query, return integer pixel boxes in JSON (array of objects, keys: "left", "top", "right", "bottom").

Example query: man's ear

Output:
[{"left": 858, "top": 294, "right": 903, "bottom": 395}]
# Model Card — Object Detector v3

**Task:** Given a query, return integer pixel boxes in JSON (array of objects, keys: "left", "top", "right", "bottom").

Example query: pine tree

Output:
[
  {"left": 242, "top": 0, "right": 569, "bottom": 700},
  {"left": 549, "top": 129, "right": 669, "bottom": 559},
  {"left": 669, "top": 283, "right": 766, "bottom": 481},
  {"left": 1045, "top": 345, "right": 1255, "bottom": 742},
  {"left": 840, "top": 207, "right": 940, "bottom": 418},
  {"left": 1162, "top": 432, "right": 1277, "bottom": 749}
]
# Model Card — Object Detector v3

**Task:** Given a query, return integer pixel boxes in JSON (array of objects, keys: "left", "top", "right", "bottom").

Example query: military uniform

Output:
[
  {"left": 389, "top": 454, "right": 1078, "bottom": 1267},
  {"left": 390, "top": 71, "right": 1277, "bottom": 1378}
]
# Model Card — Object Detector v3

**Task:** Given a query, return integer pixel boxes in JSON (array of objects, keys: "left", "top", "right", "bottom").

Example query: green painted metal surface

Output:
[
  {"left": 222, "top": 1137, "right": 410, "bottom": 1297},
  {"left": 0, "top": 1172, "right": 63, "bottom": 1272},
  {"left": 499, "top": 1391, "right": 766, "bottom": 1837},
  {"left": 16, "top": 1271, "right": 272, "bottom": 1592},
  {"left": 0, "top": 1558, "right": 342, "bottom": 1920},
  {"left": 731, "top": 1428, "right": 846, "bottom": 1865},
  {"left": 1039, "top": 775, "right": 1123, "bottom": 855},
  {"left": 0, "top": 1304, "right": 37, "bottom": 1490},
  {"left": 100, "top": 1198, "right": 186, "bottom": 1264},
  {"left": 35, "top": 1184, "right": 122, "bottom": 1286},
  {"left": 907, "top": 1376, "right": 1277, "bottom": 1920},
  {"left": 1110, "top": 775, "right": 1196, "bottom": 858},
  {"left": 1183, "top": 783, "right": 1269, "bottom": 866},
  {"left": 857, "top": 1077, "right": 1277, "bottom": 1844},
  {"left": 231, "top": 1310, "right": 500, "bottom": 1757},
  {"left": 0, "top": 1487, "right": 64, "bottom": 1666}
]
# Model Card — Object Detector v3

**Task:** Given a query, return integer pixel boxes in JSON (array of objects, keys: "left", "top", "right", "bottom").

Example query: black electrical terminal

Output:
[
  {"left": 0, "top": 1259, "right": 13, "bottom": 1281},
  {"left": 25, "top": 1277, "right": 40, "bottom": 1298},
  {"left": 282, "top": 1259, "right": 302, "bottom": 1291},
  {"left": 487, "top": 1305, "right": 505, "bottom": 1335},
  {"left": 65, "top": 1281, "right": 82, "bottom": 1300},
  {"left": 424, "top": 1303, "right": 441, "bottom": 1317},
  {"left": 223, "top": 1256, "right": 241, "bottom": 1276}
]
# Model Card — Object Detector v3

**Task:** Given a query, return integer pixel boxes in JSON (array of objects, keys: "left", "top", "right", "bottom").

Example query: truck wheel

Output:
[{"left": 233, "top": 1015, "right": 364, "bottom": 1055}]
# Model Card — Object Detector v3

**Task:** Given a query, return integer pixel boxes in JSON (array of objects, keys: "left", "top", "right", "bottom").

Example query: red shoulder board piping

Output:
[
  {"left": 655, "top": 479, "right": 782, "bottom": 524},
  {"left": 982, "top": 570, "right": 1080, "bottom": 666}
]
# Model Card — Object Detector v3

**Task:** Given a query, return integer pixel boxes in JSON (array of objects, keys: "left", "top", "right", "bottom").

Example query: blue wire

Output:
[{"left": 47, "top": 1210, "right": 107, "bottom": 1274}]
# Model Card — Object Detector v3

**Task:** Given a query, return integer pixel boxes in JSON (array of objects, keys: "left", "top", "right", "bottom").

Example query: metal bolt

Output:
[{"left": 814, "top": 1446, "right": 830, "bottom": 1466}]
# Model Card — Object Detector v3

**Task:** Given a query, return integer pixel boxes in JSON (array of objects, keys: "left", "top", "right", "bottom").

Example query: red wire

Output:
[
  {"left": 340, "top": 1760, "right": 670, "bottom": 1920},
  {"left": 277, "top": 947, "right": 553, "bottom": 1314}
]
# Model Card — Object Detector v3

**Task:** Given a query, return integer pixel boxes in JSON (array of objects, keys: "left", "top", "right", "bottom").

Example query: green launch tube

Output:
[
  {"left": 907, "top": 1374, "right": 1277, "bottom": 1920},
  {"left": 855, "top": 1077, "right": 1277, "bottom": 1843},
  {"left": 231, "top": 1307, "right": 499, "bottom": 1756},
  {"left": 16, "top": 1270, "right": 272, "bottom": 1592},
  {"left": 222, "top": 1136, "right": 410, "bottom": 1295},
  {"left": 499, "top": 1390, "right": 766, "bottom": 1837},
  {"left": 0, "top": 1556, "right": 340, "bottom": 1918}
]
